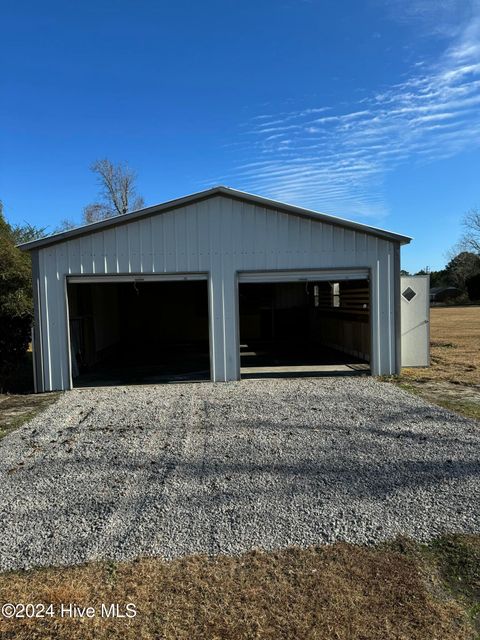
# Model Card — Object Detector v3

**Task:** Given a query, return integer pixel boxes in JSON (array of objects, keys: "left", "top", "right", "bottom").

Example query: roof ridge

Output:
[{"left": 18, "top": 186, "right": 411, "bottom": 251}]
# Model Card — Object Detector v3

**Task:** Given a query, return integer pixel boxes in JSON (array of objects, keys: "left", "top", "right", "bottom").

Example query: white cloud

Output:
[{"left": 205, "top": 3, "right": 480, "bottom": 220}]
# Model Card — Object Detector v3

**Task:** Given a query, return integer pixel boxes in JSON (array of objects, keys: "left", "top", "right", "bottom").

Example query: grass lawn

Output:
[
  {"left": 398, "top": 306, "right": 480, "bottom": 421},
  {"left": 0, "top": 535, "right": 478, "bottom": 640}
]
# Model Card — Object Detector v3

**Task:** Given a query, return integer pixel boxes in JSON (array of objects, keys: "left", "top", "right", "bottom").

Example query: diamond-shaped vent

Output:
[{"left": 402, "top": 287, "right": 416, "bottom": 302}]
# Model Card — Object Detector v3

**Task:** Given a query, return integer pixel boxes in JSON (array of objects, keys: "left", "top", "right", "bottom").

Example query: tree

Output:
[
  {"left": 443, "top": 252, "right": 480, "bottom": 290},
  {"left": 415, "top": 267, "right": 430, "bottom": 275},
  {"left": 0, "top": 202, "right": 35, "bottom": 391},
  {"left": 54, "top": 218, "right": 77, "bottom": 233},
  {"left": 466, "top": 273, "right": 480, "bottom": 301},
  {"left": 8, "top": 220, "right": 47, "bottom": 245},
  {"left": 429, "top": 269, "right": 448, "bottom": 288},
  {"left": 460, "top": 208, "right": 480, "bottom": 255},
  {"left": 83, "top": 159, "right": 144, "bottom": 224}
]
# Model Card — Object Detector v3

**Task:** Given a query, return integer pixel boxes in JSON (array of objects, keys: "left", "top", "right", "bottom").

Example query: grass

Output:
[
  {"left": 396, "top": 379, "right": 480, "bottom": 422},
  {"left": 0, "top": 535, "right": 478, "bottom": 640},
  {"left": 394, "top": 306, "right": 480, "bottom": 421},
  {"left": 403, "top": 306, "right": 480, "bottom": 387},
  {"left": 425, "top": 536, "right": 480, "bottom": 632},
  {"left": 0, "top": 393, "right": 59, "bottom": 440}
]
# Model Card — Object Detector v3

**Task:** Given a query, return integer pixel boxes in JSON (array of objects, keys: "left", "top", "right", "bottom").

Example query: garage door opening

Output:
[
  {"left": 238, "top": 279, "right": 370, "bottom": 377},
  {"left": 67, "top": 279, "right": 210, "bottom": 386}
]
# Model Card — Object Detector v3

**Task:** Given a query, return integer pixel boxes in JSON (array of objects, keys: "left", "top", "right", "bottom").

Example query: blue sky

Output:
[{"left": 1, "top": 0, "right": 479, "bottom": 271}]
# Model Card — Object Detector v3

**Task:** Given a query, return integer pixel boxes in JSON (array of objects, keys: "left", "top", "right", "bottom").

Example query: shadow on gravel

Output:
[
  {"left": 1, "top": 394, "right": 479, "bottom": 572},
  {"left": 9, "top": 441, "right": 480, "bottom": 502}
]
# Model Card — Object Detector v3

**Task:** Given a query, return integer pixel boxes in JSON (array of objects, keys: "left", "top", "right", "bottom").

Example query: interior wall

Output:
[
  {"left": 239, "top": 280, "right": 370, "bottom": 363},
  {"left": 312, "top": 280, "right": 370, "bottom": 361},
  {"left": 239, "top": 283, "right": 310, "bottom": 343}
]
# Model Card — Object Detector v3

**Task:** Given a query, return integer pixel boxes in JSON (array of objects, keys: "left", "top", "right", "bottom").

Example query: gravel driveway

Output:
[{"left": 0, "top": 378, "right": 479, "bottom": 571}]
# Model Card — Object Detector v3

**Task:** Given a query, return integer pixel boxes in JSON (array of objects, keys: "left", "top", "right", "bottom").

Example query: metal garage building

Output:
[{"left": 20, "top": 186, "right": 411, "bottom": 392}]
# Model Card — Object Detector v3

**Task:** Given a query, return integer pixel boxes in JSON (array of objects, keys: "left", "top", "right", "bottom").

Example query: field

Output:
[
  {"left": 0, "top": 536, "right": 479, "bottom": 640},
  {"left": 401, "top": 306, "right": 480, "bottom": 420}
]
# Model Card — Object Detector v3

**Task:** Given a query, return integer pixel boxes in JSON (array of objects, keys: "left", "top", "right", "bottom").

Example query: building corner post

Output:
[
  {"left": 31, "top": 250, "right": 45, "bottom": 393},
  {"left": 394, "top": 243, "right": 402, "bottom": 375}
]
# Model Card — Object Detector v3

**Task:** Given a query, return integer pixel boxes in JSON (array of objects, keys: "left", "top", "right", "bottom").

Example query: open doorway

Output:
[
  {"left": 67, "top": 279, "right": 210, "bottom": 386},
  {"left": 238, "top": 279, "right": 370, "bottom": 377}
]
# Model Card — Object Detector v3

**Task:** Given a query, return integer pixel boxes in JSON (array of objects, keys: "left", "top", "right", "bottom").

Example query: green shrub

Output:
[{"left": 0, "top": 208, "right": 34, "bottom": 392}]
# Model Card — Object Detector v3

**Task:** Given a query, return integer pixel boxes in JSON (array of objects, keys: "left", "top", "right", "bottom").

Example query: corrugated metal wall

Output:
[{"left": 32, "top": 194, "right": 400, "bottom": 390}]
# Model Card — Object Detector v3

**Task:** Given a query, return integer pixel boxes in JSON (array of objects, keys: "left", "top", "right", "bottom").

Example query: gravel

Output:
[{"left": 0, "top": 377, "right": 479, "bottom": 571}]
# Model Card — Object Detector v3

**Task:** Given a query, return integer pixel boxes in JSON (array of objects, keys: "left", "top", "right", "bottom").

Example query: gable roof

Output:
[{"left": 18, "top": 186, "right": 411, "bottom": 251}]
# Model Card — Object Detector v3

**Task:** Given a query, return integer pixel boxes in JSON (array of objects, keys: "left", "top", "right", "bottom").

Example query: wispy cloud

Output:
[{"left": 208, "top": 2, "right": 480, "bottom": 220}]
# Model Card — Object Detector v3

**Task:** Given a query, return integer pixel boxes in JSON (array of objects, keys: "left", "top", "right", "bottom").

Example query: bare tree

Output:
[
  {"left": 460, "top": 207, "right": 480, "bottom": 254},
  {"left": 53, "top": 218, "right": 77, "bottom": 233},
  {"left": 83, "top": 159, "right": 145, "bottom": 224}
]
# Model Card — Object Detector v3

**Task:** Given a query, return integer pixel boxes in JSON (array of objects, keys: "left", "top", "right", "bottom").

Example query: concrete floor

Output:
[
  {"left": 241, "top": 363, "right": 369, "bottom": 376},
  {"left": 73, "top": 342, "right": 370, "bottom": 387},
  {"left": 240, "top": 342, "right": 370, "bottom": 378}
]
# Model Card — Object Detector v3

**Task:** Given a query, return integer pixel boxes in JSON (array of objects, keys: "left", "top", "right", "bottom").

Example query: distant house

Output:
[{"left": 430, "top": 286, "right": 463, "bottom": 303}]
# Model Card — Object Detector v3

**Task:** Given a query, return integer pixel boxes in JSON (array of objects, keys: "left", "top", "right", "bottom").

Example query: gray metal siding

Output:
[{"left": 35, "top": 194, "right": 400, "bottom": 390}]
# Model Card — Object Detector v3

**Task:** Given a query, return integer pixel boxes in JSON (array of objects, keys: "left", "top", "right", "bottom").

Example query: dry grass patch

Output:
[
  {"left": 398, "top": 306, "right": 480, "bottom": 421},
  {"left": 0, "top": 539, "right": 477, "bottom": 640},
  {"left": 0, "top": 393, "right": 59, "bottom": 440},
  {"left": 403, "top": 306, "right": 480, "bottom": 386}
]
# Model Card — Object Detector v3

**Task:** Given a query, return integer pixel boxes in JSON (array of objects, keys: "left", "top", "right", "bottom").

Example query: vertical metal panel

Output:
[
  {"left": 36, "top": 194, "right": 402, "bottom": 389},
  {"left": 151, "top": 215, "right": 162, "bottom": 272},
  {"left": 163, "top": 211, "right": 176, "bottom": 272},
  {"left": 197, "top": 201, "right": 210, "bottom": 272},
  {"left": 79, "top": 236, "right": 92, "bottom": 274},
  {"left": 127, "top": 223, "right": 141, "bottom": 273},
  {"left": 103, "top": 228, "right": 117, "bottom": 273},
  {"left": 220, "top": 198, "right": 239, "bottom": 379},
  {"left": 41, "top": 250, "right": 52, "bottom": 389},
  {"left": 139, "top": 218, "right": 152, "bottom": 273},
  {"left": 92, "top": 233, "right": 104, "bottom": 274},
  {"left": 66, "top": 238, "right": 80, "bottom": 274},
  {"left": 116, "top": 225, "right": 129, "bottom": 273}
]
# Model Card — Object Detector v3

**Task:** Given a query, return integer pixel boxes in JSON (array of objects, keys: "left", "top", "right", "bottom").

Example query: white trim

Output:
[
  {"left": 64, "top": 276, "right": 73, "bottom": 390},
  {"left": 67, "top": 273, "right": 208, "bottom": 284},
  {"left": 237, "top": 268, "right": 369, "bottom": 283}
]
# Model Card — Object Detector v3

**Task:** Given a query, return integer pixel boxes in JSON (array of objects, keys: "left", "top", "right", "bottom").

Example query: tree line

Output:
[{"left": 401, "top": 215, "right": 480, "bottom": 303}]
